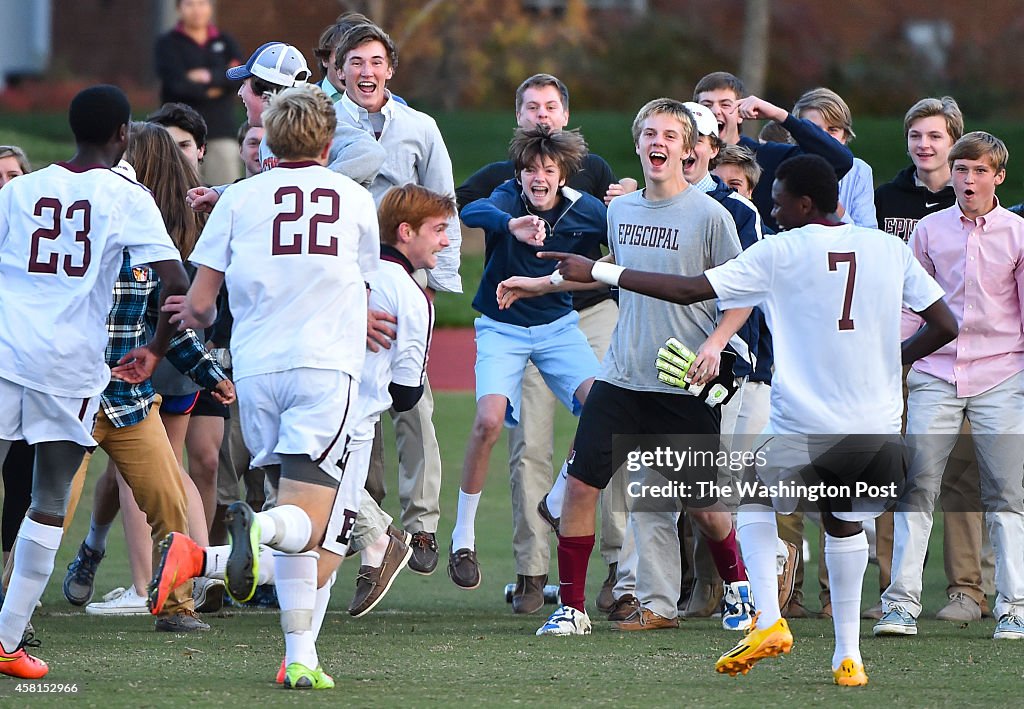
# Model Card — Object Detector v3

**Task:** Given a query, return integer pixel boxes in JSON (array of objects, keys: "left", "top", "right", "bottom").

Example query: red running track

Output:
[{"left": 426, "top": 328, "right": 475, "bottom": 391}]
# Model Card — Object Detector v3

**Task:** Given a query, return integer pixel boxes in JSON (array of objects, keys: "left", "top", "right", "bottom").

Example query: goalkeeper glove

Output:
[
  {"left": 655, "top": 337, "right": 696, "bottom": 388},
  {"left": 655, "top": 337, "right": 739, "bottom": 408}
]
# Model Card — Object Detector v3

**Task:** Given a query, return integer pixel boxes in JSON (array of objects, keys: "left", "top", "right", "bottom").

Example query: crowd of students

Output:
[{"left": 0, "top": 6, "right": 1022, "bottom": 692}]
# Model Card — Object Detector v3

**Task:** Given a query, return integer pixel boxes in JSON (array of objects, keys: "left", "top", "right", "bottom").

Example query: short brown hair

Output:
[
  {"left": 263, "top": 85, "right": 336, "bottom": 161},
  {"left": 631, "top": 98, "right": 695, "bottom": 151},
  {"left": 903, "top": 96, "right": 963, "bottom": 142},
  {"left": 693, "top": 72, "right": 745, "bottom": 101},
  {"left": 313, "top": 12, "right": 373, "bottom": 75},
  {"left": 508, "top": 126, "right": 587, "bottom": 181},
  {"left": 758, "top": 120, "right": 793, "bottom": 144},
  {"left": 949, "top": 131, "right": 1009, "bottom": 173},
  {"left": 378, "top": 185, "right": 456, "bottom": 246},
  {"left": 235, "top": 120, "right": 251, "bottom": 145},
  {"left": 515, "top": 74, "right": 569, "bottom": 114},
  {"left": 714, "top": 144, "right": 762, "bottom": 191},
  {"left": 334, "top": 22, "right": 398, "bottom": 73},
  {"left": 792, "top": 87, "right": 855, "bottom": 143}
]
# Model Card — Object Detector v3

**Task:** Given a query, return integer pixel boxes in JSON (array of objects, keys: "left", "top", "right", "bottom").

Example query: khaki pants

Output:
[
  {"left": 64, "top": 402, "right": 193, "bottom": 613},
  {"left": 199, "top": 137, "right": 241, "bottom": 187},
  {"left": 507, "top": 299, "right": 618, "bottom": 576},
  {"left": 366, "top": 378, "right": 443, "bottom": 534},
  {"left": 885, "top": 370, "right": 1024, "bottom": 618}
]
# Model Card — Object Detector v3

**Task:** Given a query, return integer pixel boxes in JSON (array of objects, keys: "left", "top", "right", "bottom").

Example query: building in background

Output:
[{"left": 0, "top": 2, "right": 51, "bottom": 92}]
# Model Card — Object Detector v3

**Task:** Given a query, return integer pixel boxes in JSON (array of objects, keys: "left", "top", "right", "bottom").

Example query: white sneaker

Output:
[
  {"left": 536, "top": 605, "right": 592, "bottom": 636},
  {"left": 722, "top": 581, "right": 755, "bottom": 631},
  {"left": 85, "top": 586, "right": 150, "bottom": 616},
  {"left": 193, "top": 577, "right": 225, "bottom": 613}
]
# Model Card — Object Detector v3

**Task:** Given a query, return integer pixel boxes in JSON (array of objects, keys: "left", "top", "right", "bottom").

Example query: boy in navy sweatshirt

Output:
[{"left": 448, "top": 127, "right": 607, "bottom": 590}]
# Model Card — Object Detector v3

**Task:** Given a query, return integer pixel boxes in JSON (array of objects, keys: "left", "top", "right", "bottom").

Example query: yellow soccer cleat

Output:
[
  {"left": 283, "top": 662, "right": 335, "bottom": 690},
  {"left": 716, "top": 615, "right": 793, "bottom": 676},
  {"left": 833, "top": 658, "right": 868, "bottom": 687}
]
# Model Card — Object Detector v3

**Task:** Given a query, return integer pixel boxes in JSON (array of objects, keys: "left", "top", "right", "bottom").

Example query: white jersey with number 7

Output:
[
  {"left": 188, "top": 161, "right": 380, "bottom": 382},
  {"left": 705, "top": 223, "right": 945, "bottom": 435}
]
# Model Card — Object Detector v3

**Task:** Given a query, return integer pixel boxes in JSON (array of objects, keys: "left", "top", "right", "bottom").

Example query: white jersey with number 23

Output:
[{"left": 0, "top": 163, "right": 180, "bottom": 398}]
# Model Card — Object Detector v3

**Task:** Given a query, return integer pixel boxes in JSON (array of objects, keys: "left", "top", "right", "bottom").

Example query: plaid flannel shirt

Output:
[{"left": 101, "top": 251, "right": 226, "bottom": 428}]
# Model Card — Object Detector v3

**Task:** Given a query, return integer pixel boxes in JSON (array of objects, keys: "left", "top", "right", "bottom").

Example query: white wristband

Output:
[
  {"left": 549, "top": 271, "right": 564, "bottom": 286},
  {"left": 591, "top": 261, "right": 625, "bottom": 287}
]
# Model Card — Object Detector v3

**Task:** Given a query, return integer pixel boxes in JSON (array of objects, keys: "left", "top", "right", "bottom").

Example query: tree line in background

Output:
[{"left": 339, "top": 0, "right": 1021, "bottom": 118}]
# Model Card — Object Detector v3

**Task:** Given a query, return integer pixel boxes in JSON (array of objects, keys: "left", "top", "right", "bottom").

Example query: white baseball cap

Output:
[
  {"left": 682, "top": 101, "right": 719, "bottom": 137},
  {"left": 227, "top": 42, "right": 311, "bottom": 87}
]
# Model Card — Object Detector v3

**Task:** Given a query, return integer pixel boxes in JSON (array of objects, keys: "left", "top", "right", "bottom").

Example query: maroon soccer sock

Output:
[
  {"left": 556, "top": 534, "right": 595, "bottom": 612},
  {"left": 705, "top": 526, "right": 747, "bottom": 583}
]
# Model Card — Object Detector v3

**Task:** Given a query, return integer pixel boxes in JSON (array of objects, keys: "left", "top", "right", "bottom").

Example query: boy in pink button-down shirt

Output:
[{"left": 878, "top": 132, "right": 1024, "bottom": 641}]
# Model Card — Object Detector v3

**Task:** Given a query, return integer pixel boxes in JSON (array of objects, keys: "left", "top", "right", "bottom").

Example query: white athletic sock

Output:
[
  {"left": 84, "top": 519, "right": 113, "bottom": 554},
  {"left": 214, "top": 544, "right": 276, "bottom": 584},
  {"left": 274, "top": 552, "right": 319, "bottom": 670},
  {"left": 825, "top": 531, "right": 869, "bottom": 670},
  {"left": 0, "top": 518, "right": 63, "bottom": 651},
  {"left": 451, "top": 490, "right": 481, "bottom": 551},
  {"left": 311, "top": 571, "right": 336, "bottom": 641},
  {"left": 736, "top": 508, "right": 781, "bottom": 629},
  {"left": 257, "top": 545, "right": 276, "bottom": 585},
  {"left": 258, "top": 505, "right": 312, "bottom": 553},
  {"left": 360, "top": 531, "right": 390, "bottom": 568},
  {"left": 203, "top": 545, "right": 229, "bottom": 579},
  {"left": 547, "top": 462, "right": 568, "bottom": 518}
]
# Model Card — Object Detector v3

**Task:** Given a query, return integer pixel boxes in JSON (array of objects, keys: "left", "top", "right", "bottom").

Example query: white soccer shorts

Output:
[
  {"left": 321, "top": 435, "right": 374, "bottom": 557},
  {"left": 0, "top": 377, "right": 100, "bottom": 447},
  {"left": 236, "top": 368, "right": 357, "bottom": 481}
]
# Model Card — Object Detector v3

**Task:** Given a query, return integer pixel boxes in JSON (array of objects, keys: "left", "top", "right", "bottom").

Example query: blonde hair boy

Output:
[{"left": 263, "top": 85, "right": 336, "bottom": 161}]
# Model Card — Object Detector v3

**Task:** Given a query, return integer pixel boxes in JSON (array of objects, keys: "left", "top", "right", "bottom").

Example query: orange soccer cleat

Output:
[
  {"left": 148, "top": 532, "right": 205, "bottom": 615},
  {"left": 0, "top": 632, "right": 48, "bottom": 679}
]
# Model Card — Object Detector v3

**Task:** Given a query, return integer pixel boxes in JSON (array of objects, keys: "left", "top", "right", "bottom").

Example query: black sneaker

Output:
[
  {"left": 63, "top": 541, "right": 105, "bottom": 606},
  {"left": 407, "top": 531, "right": 439, "bottom": 575},
  {"left": 154, "top": 609, "right": 211, "bottom": 632}
]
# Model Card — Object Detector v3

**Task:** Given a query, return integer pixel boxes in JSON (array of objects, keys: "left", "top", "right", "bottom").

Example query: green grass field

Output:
[{"left": 6, "top": 392, "right": 1012, "bottom": 707}]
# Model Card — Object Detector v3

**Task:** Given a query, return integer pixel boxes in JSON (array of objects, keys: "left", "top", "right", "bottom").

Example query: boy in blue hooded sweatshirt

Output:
[{"left": 448, "top": 126, "right": 607, "bottom": 590}]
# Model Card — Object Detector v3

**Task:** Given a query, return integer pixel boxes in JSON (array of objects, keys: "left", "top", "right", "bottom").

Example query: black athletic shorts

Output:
[
  {"left": 567, "top": 380, "right": 721, "bottom": 507},
  {"left": 192, "top": 389, "right": 229, "bottom": 419},
  {"left": 747, "top": 433, "right": 906, "bottom": 518}
]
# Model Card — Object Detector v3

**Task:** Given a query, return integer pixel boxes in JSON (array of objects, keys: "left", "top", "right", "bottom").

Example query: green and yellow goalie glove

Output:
[
  {"left": 655, "top": 337, "right": 697, "bottom": 388},
  {"left": 655, "top": 337, "right": 739, "bottom": 408}
]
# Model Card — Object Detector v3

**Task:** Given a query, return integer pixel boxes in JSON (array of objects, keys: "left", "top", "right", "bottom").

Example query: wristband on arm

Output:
[{"left": 591, "top": 261, "right": 625, "bottom": 286}]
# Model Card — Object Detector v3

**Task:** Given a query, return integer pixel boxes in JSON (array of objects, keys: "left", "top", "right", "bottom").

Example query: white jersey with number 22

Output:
[{"left": 188, "top": 162, "right": 380, "bottom": 382}]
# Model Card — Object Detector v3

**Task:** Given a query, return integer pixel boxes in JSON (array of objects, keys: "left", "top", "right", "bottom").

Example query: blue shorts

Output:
[{"left": 474, "top": 311, "right": 599, "bottom": 427}]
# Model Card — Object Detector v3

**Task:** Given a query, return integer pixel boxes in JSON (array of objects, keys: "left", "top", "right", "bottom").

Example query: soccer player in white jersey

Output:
[
  {"left": 527, "top": 154, "right": 958, "bottom": 687},
  {"left": 0, "top": 85, "right": 188, "bottom": 678},
  {"left": 160, "top": 85, "right": 379, "bottom": 690},
  {"left": 151, "top": 184, "right": 452, "bottom": 684}
]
